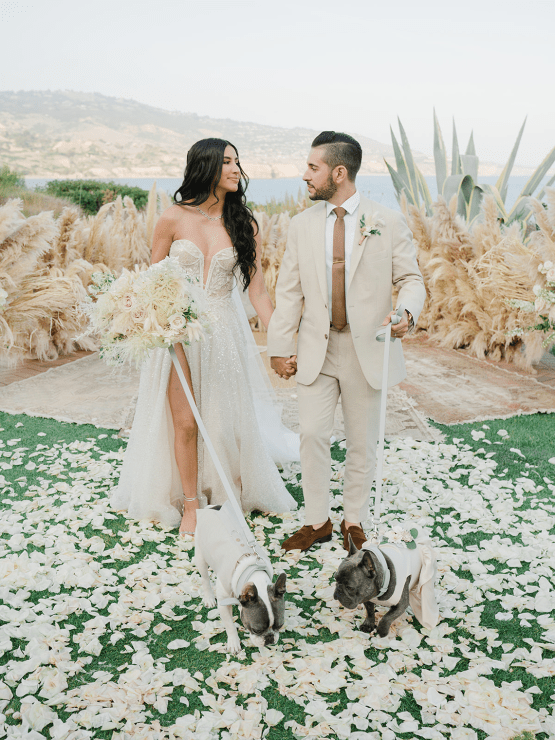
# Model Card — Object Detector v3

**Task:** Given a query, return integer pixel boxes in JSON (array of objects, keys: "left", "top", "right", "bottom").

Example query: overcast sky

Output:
[{"left": 1, "top": 0, "right": 554, "bottom": 166}]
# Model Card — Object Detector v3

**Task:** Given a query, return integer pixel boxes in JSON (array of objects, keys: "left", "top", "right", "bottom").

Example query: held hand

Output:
[
  {"left": 270, "top": 356, "right": 297, "bottom": 379},
  {"left": 381, "top": 310, "right": 410, "bottom": 339}
]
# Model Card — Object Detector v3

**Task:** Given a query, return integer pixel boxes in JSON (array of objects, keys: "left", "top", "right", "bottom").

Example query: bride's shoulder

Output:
[{"left": 159, "top": 203, "right": 194, "bottom": 224}]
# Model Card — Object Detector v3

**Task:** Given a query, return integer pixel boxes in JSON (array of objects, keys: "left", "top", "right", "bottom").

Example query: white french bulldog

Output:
[{"left": 194, "top": 503, "right": 286, "bottom": 653}]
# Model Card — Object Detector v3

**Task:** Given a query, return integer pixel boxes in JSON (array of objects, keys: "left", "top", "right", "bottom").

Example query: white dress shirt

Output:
[{"left": 325, "top": 190, "right": 360, "bottom": 323}]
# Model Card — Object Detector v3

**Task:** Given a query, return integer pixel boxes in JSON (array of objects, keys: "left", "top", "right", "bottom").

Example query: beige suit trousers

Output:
[{"left": 297, "top": 326, "right": 380, "bottom": 525}]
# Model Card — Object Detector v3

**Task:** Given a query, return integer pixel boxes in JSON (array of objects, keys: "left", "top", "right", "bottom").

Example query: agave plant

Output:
[{"left": 385, "top": 112, "right": 555, "bottom": 225}]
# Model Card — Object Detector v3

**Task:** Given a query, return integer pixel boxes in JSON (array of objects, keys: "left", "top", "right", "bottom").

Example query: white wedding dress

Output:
[{"left": 112, "top": 240, "right": 299, "bottom": 528}]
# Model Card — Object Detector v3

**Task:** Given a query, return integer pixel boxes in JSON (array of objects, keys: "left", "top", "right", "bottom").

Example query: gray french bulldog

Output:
[
  {"left": 194, "top": 504, "right": 287, "bottom": 653},
  {"left": 333, "top": 535, "right": 412, "bottom": 637}
]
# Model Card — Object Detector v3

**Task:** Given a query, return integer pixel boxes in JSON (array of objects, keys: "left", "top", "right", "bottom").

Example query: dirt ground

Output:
[{"left": 0, "top": 332, "right": 554, "bottom": 436}]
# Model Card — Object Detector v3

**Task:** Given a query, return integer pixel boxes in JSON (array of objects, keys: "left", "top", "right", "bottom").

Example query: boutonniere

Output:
[
  {"left": 369, "top": 524, "right": 419, "bottom": 549},
  {"left": 359, "top": 214, "right": 385, "bottom": 245}
]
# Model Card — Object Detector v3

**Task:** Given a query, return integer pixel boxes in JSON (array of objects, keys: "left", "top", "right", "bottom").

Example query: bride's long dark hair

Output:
[{"left": 174, "top": 138, "right": 257, "bottom": 290}]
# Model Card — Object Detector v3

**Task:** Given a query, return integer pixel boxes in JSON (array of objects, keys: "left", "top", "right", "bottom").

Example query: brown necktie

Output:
[{"left": 331, "top": 206, "right": 347, "bottom": 330}]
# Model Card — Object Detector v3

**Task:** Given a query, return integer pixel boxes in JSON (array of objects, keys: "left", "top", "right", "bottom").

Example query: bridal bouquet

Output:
[
  {"left": 507, "top": 260, "right": 555, "bottom": 348},
  {"left": 82, "top": 256, "right": 210, "bottom": 366}
]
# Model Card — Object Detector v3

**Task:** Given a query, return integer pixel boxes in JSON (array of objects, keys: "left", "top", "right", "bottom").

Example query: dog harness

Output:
[{"left": 196, "top": 502, "right": 273, "bottom": 607}]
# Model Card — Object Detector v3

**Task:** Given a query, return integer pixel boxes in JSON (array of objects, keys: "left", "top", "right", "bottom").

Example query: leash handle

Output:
[
  {"left": 373, "top": 305, "right": 404, "bottom": 527},
  {"left": 169, "top": 346, "right": 259, "bottom": 551}
]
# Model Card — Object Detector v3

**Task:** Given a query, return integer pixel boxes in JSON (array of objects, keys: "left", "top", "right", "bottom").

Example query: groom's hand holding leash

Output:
[
  {"left": 271, "top": 355, "right": 297, "bottom": 380},
  {"left": 381, "top": 310, "right": 413, "bottom": 339}
]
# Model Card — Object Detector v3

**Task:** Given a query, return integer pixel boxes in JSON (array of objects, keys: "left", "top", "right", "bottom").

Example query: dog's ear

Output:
[
  {"left": 359, "top": 551, "right": 376, "bottom": 578},
  {"left": 239, "top": 582, "right": 259, "bottom": 606},
  {"left": 348, "top": 533, "right": 359, "bottom": 556},
  {"left": 270, "top": 572, "right": 286, "bottom": 601}
]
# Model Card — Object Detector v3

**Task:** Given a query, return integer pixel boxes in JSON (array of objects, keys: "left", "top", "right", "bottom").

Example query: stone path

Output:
[
  {"left": 0, "top": 354, "right": 140, "bottom": 429},
  {"left": 0, "top": 333, "right": 553, "bottom": 435},
  {"left": 399, "top": 334, "right": 555, "bottom": 424}
]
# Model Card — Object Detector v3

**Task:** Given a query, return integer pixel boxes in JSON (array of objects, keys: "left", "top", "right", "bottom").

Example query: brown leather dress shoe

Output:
[
  {"left": 340, "top": 519, "right": 367, "bottom": 551},
  {"left": 282, "top": 519, "right": 333, "bottom": 552}
]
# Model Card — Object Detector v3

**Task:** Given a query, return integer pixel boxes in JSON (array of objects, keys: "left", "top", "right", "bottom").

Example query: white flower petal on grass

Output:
[
  {"left": 265, "top": 709, "right": 284, "bottom": 726},
  {"left": 451, "top": 729, "right": 478, "bottom": 740},
  {"left": 167, "top": 639, "right": 191, "bottom": 650},
  {"left": 1, "top": 430, "right": 554, "bottom": 740},
  {"left": 400, "top": 628, "right": 422, "bottom": 650},
  {"left": 20, "top": 696, "right": 57, "bottom": 731},
  {"left": 153, "top": 623, "right": 172, "bottom": 635}
]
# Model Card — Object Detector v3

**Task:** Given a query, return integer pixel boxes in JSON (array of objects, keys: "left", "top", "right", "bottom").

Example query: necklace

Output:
[{"left": 196, "top": 206, "right": 223, "bottom": 221}]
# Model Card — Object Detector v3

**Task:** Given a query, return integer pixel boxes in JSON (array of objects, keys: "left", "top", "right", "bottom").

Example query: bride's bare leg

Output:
[{"left": 168, "top": 343, "right": 199, "bottom": 535}]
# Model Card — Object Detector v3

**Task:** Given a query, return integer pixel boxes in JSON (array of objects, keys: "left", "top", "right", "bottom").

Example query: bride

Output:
[{"left": 113, "top": 138, "right": 299, "bottom": 534}]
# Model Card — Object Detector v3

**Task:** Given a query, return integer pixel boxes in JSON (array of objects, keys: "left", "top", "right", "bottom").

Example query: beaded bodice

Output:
[{"left": 169, "top": 240, "right": 235, "bottom": 303}]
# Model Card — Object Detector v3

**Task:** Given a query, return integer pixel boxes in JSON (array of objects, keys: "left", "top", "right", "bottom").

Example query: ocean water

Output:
[{"left": 25, "top": 174, "right": 546, "bottom": 212}]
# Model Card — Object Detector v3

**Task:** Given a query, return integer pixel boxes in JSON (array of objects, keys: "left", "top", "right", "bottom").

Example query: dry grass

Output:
[
  {"left": 0, "top": 188, "right": 77, "bottom": 218},
  {"left": 0, "top": 185, "right": 165, "bottom": 366},
  {"left": 1, "top": 182, "right": 552, "bottom": 369},
  {"left": 403, "top": 190, "right": 555, "bottom": 369}
]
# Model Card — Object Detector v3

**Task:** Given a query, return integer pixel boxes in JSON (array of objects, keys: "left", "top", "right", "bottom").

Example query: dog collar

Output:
[{"left": 361, "top": 544, "right": 390, "bottom": 598}]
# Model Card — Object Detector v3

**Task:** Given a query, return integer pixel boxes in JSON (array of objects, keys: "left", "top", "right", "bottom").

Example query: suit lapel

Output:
[
  {"left": 311, "top": 203, "right": 328, "bottom": 303},
  {"left": 348, "top": 195, "right": 373, "bottom": 290}
]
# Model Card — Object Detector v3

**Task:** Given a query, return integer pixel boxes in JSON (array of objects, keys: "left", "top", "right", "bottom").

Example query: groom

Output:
[{"left": 267, "top": 131, "right": 426, "bottom": 552}]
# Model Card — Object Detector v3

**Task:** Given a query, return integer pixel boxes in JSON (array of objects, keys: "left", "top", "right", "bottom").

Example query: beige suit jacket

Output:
[{"left": 267, "top": 195, "right": 426, "bottom": 389}]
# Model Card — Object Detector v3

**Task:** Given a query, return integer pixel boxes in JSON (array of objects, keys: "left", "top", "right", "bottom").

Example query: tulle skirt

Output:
[{"left": 112, "top": 291, "right": 298, "bottom": 528}]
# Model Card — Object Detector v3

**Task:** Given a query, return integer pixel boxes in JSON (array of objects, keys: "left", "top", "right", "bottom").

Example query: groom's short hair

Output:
[{"left": 311, "top": 131, "right": 362, "bottom": 181}]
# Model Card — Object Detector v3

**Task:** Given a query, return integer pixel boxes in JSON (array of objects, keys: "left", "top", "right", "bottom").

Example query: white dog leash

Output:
[
  {"left": 372, "top": 304, "right": 405, "bottom": 529},
  {"left": 168, "top": 345, "right": 266, "bottom": 562}
]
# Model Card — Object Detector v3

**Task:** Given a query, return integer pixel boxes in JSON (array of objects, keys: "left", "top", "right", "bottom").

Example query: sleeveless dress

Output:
[{"left": 112, "top": 240, "right": 299, "bottom": 528}]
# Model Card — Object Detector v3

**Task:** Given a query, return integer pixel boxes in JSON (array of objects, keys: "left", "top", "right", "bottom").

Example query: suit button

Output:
[{"left": 325, "top": 334, "right": 328, "bottom": 340}]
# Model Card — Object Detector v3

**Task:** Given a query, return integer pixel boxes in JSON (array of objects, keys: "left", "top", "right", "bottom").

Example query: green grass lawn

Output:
[{"left": 0, "top": 410, "right": 554, "bottom": 740}]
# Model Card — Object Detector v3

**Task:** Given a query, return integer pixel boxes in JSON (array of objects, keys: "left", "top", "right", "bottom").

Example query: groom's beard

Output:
[{"left": 308, "top": 175, "right": 337, "bottom": 201}]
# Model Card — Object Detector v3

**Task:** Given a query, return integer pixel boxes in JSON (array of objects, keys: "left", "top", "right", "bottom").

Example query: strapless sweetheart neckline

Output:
[
  {"left": 170, "top": 239, "right": 234, "bottom": 259},
  {"left": 170, "top": 239, "right": 234, "bottom": 290}
]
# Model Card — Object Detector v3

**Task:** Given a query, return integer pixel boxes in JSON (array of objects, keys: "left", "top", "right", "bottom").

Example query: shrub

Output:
[
  {"left": 247, "top": 188, "right": 314, "bottom": 217},
  {"left": 42, "top": 180, "right": 149, "bottom": 215},
  {"left": 0, "top": 164, "right": 25, "bottom": 192},
  {"left": 0, "top": 165, "right": 75, "bottom": 217}
]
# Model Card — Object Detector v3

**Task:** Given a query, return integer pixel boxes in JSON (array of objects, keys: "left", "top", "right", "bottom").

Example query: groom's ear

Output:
[{"left": 333, "top": 164, "right": 349, "bottom": 184}]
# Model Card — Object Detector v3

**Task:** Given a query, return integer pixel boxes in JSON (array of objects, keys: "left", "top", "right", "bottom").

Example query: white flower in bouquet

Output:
[
  {"left": 535, "top": 297, "right": 548, "bottom": 314},
  {"left": 387, "top": 525, "right": 406, "bottom": 543},
  {"left": 546, "top": 267, "right": 555, "bottom": 284},
  {"left": 168, "top": 312, "right": 187, "bottom": 332},
  {"left": 121, "top": 293, "right": 135, "bottom": 311},
  {"left": 82, "top": 256, "right": 211, "bottom": 366},
  {"left": 369, "top": 519, "right": 421, "bottom": 549}
]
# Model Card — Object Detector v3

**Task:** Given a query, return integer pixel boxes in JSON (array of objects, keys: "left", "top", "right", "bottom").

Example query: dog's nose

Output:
[{"left": 264, "top": 633, "right": 276, "bottom": 646}]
